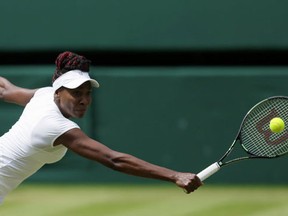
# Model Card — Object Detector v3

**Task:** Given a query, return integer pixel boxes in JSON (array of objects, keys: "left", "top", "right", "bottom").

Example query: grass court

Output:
[{"left": 1, "top": 184, "right": 288, "bottom": 216}]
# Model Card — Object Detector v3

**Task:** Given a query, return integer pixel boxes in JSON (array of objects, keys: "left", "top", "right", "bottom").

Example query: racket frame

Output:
[{"left": 197, "top": 96, "right": 288, "bottom": 181}]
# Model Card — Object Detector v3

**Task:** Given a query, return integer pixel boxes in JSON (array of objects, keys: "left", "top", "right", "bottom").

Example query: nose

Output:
[{"left": 80, "top": 95, "right": 91, "bottom": 106}]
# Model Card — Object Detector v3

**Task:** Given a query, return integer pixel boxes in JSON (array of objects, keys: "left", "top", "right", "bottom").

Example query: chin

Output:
[{"left": 76, "top": 112, "right": 86, "bottom": 118}]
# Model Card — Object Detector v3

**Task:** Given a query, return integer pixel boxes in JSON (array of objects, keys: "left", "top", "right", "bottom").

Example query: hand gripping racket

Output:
[{"left": 197, "top": 96, "right": 288, "bottom": 181}]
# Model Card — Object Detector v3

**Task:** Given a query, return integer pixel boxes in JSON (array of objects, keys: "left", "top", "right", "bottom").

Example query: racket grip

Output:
[{"left": 197, "top": 162, "right": 221, "bottom": 181}]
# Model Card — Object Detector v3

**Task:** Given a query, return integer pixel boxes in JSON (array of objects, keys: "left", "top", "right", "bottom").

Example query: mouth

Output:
[
  {"left": 75, "top": 108, "right": 87, "bottom": 115},
  {"left": 76, "top": 109, "right": 86, "bottom": 113}
]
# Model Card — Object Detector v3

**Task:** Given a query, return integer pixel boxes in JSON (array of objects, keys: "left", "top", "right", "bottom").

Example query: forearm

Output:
[
  {"left": 108, "top": 152, "right": 178, "bottom": 182},
  {"left": 99, "top": 151, "right": 202, "bottom": 193}
]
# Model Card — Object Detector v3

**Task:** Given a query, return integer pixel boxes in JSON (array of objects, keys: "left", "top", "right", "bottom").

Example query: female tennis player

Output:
[{"left": 0, "top": 51, "right": 202, "bottom": 204}]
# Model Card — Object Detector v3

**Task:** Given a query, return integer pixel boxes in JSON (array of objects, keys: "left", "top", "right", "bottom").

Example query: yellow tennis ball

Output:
[{"left": 269, "top": 117, "right": 285, "bottom": 133}]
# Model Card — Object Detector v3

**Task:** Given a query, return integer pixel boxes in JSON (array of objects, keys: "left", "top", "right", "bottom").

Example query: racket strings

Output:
[{"left": 241, "top": 98, "right": 288, "bottom": 157}]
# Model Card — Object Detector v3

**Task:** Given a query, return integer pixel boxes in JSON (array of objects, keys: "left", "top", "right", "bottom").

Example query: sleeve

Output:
[{"left": 31, "top": 114, "right": 80, "bottom": 149}]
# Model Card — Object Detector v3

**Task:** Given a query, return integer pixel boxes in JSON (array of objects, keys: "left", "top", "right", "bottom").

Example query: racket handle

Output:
[{"left": 197, "top": 162, "right": 221, "bottom": 181}]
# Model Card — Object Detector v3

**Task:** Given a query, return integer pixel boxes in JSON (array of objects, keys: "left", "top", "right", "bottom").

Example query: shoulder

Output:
[
  {"left": 34, "top": 87, "right": 54, "bottom": 97},
  {"left": 31, "top": 111, "right": 80, "bottom": 148}
]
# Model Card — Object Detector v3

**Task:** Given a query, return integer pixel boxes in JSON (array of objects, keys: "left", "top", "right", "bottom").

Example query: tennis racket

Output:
[{"left": 197, "top": 96, "right": 288, "bottom": 182}]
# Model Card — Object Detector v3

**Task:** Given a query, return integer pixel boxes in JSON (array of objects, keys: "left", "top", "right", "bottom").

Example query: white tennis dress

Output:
[{"left": 0, "top": 87, "right": 79, "bottom": 203}]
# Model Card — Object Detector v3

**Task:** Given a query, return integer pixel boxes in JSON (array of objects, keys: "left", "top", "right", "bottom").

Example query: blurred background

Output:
[{"left": 1, "top": 0, "right": 288, "bottom": 185}]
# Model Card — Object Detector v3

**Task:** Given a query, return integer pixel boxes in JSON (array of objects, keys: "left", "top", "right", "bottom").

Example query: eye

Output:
[{"left": 71, "top": 90, "right": 82, "bottom": 97}]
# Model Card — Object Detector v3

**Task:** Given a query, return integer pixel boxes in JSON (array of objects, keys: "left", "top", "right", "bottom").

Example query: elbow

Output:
[
  {"left": 105, "top": 152, "right": 128, "bottom": 171},
  {"left": 0, "top": 89, "right": 4, "bottom": 100}
]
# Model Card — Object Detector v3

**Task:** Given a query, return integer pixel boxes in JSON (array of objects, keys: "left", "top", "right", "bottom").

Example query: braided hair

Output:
[{"left": 52, "top": 51, "right": 92, "bottom": 83}]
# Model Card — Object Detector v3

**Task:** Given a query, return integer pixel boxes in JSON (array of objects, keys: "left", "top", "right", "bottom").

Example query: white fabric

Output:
[
  {"left": 0, "top": 87, "right": 80, "bottom": 197},
  {"left": 52, "top": 69, "right": 99, "bottom": 91}
]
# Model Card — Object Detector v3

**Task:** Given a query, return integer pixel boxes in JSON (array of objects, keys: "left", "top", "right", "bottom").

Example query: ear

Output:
[{"left": 54, "top": 90, "right": 60, "bottom": 100}]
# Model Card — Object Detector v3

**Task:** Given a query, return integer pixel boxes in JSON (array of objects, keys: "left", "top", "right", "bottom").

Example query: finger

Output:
[{"left": 183, "top": 186, "right": 197, "bottom": 194}]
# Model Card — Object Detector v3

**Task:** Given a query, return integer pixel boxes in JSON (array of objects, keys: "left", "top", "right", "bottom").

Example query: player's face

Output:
[{"left": 55, "top": 81, "right": 92, "bottom": 118}]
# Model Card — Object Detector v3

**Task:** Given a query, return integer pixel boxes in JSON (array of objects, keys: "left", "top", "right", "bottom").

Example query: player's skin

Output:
[{"left": 0, "top": 76, "right": 203, "bottom": 193}]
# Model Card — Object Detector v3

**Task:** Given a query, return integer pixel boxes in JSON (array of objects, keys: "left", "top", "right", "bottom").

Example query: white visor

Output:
[{"left": 53, "top": 70, "right": 99, "bottom": 91}]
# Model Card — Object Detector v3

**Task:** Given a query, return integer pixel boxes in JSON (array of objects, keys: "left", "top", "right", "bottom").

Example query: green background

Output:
[
  {"left": 0, "top": 0, "right": 288, "bottom": 185},
  {"left": 1, "top": 67, "right": 288, "bottom": 184},
  {"left": 0, "top": 0, "right": 288, "bottom": 51}
]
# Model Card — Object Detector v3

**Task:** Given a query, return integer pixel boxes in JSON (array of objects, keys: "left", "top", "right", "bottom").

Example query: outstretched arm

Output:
[
  {"left": 0, "top": 77, "right": 37, "bottom": 106},
  {"left": 55, "top": 128, "right": 203, "bottom": 193}
]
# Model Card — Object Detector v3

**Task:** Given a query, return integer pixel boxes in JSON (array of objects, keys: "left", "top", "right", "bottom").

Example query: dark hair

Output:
[{"left": 52, "top": 51, "right": 92, "bottom": 83}]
